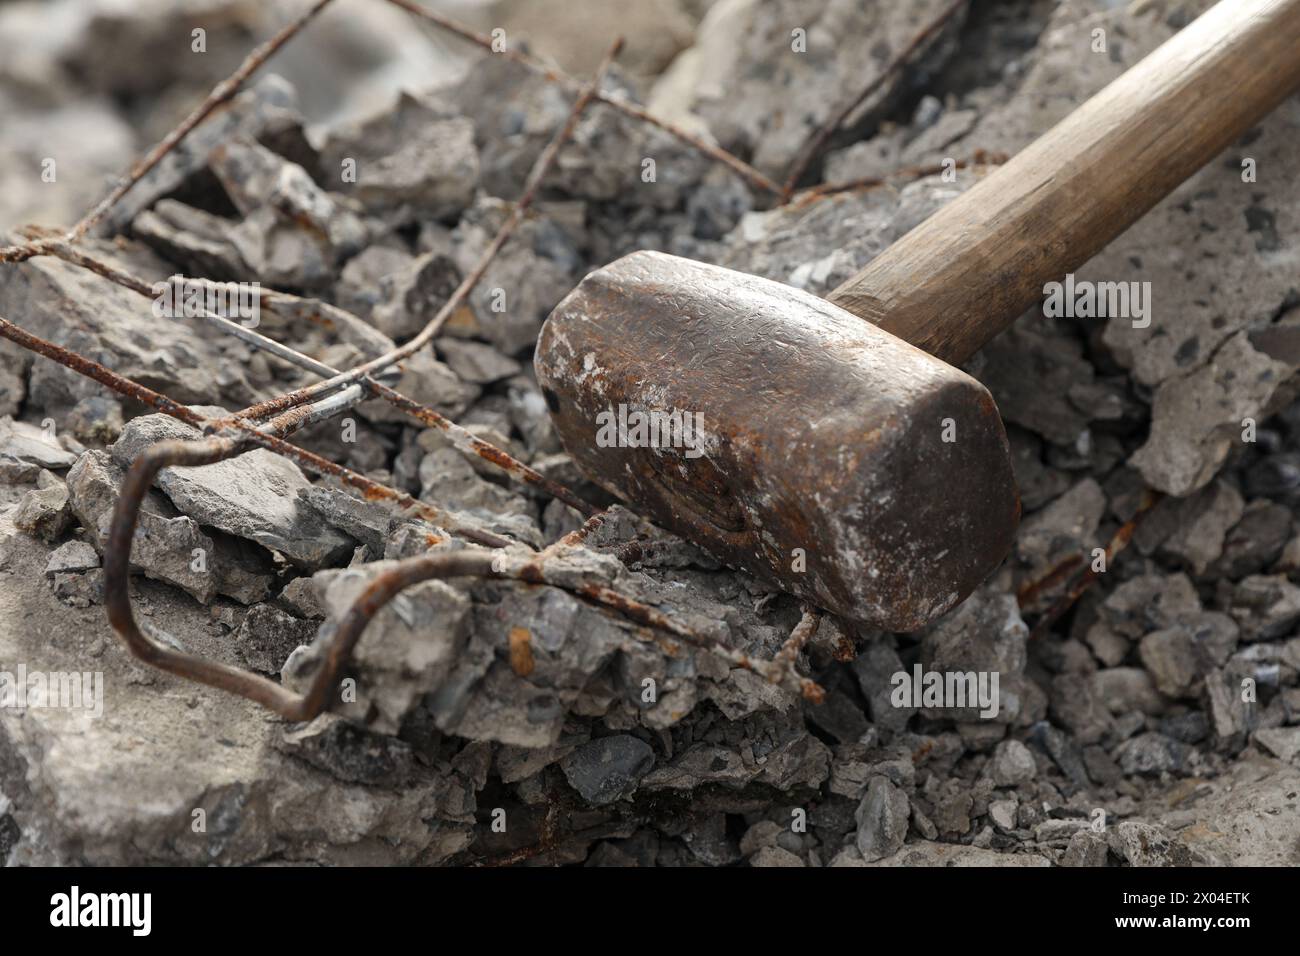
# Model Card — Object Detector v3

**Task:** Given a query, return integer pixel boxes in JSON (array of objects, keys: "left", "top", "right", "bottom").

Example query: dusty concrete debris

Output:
[
  {"left": 986, "top": 738, "right": 1038, "bottom": 788},
  {"left": 1145, "top": 480, "right": 1243, "bottom": 575},
  {"left": 1015, "top": 477, "right": 1106, "bottom": 577},
  {"left": 364, "top": 253, "right": 462, "bottom": 342},
  {"left": 0, "top": 246, "right": 240, "bottom": 409},
  {"left": 0, "top": 417, "right": 77, "bottom": 470},
  {"left": 920, "top": 586, "right": 1028, "bottom": 724},
  {"left": 436, "top": 338, "right": 522, "bottom": 386},
  {"left": 208, "top": 136, "right": 368, "bottom": 290},
  {"left": 854, "top": 776, "right": 910, "bottom": 861},
  {"left": 297, "top": 485, "right": 394, "bottom": 555},
  {"left": 44, "top": 539, "right": 98, "bottom": 577},
  {"left": 236, "top": 604, "right": 318, "bottom": 675},
  {"left": 110, "top": 412, "right": 355, "bottom": 569},
  {"left": 322, "top": 90, "right": 479, "bottom": 224},
  {"left": 65, "top": 396, "right": 124, "bottom": 445},
  {"left": 1229, "top": 575, "right": 1300, "bottom": 642},
  {"left": 66, "top": 449, "right": 274, "bottom": 605},
  {"left": 14, "top": 470, "right": 70, "bottom": 541},
  {"left": 649, "top": 0, "right": 968, "bottom": 178},
  {"left": 447, "top": 197, "right": 582, "bottom": 356}
]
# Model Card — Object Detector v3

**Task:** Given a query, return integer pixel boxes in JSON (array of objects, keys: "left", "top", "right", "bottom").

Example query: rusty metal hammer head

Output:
[{"left": 535, "top": 251, "right": 1019, "bottom": 631}]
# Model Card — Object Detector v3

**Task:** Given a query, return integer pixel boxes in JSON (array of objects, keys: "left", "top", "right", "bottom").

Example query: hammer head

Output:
[{"left": 535, "top": 251, "right": 1019, "bottom": 631}]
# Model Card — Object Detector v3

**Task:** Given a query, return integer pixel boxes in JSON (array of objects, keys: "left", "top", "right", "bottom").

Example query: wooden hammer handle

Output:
[{"left": 827, "top": 0, "right": 1300, "bottom": 366}]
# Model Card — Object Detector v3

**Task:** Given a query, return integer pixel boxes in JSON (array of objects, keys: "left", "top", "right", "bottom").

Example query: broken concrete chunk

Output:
[
  {"left": 285, "top": 561, "right": 473, "bottom": 735},
  {"left": 1139, "top": 629, "right": 1207, "bottom": 699},
  {"left": 51, "top": 569, "right": 105, "bottom": 608},
  {"left": 65, "top": 396, "right": 124, "bottom": 445},
  {"left": 321, "top": 92, "right": 478, "bottom": 223},
  {"left": 980, "top": 316, "right": 1096, "bottom": 448},
  {"left": 449, "top": 197, "right": 581, "bottom": 355},
  {"left": 0, "top": 417, "right": 77, "bottom": 470},
  {"left": 854, "top": 775, "right": 910, "bottom": 863},
  {"left": 0, "top": 246, "right": 233, "bottom": 409},
  {"left": 418, "top": 447, "right": 533, "bottom": 519},
  {"left": 14, "top": 470, "right": 70, "bottom": 541},
  {"left": 560, "top": 735, "right": 655, "bottom": 805},
  {"left": 1148, "top": 480, "right": 1244, "bottom": 576},
  {"left": 132, "top": 199, "right": 250, "bottom": 280},
  {"left": 1202, "top": 670, "right": 1254, "bottom": 754},
  {"left": 277, "top": 714, "right": 417, "bottom": 788},
  {"left": 985, "top": 738, "right": 1037, "bottom": 788},
  {"left": 1115, "top": 732, "right": 1194, "bottom": 777},
  {"left": 1130, "top": 332, "right": 1294, "bottom": 497},
  {"left": 208, "top": 137, "right": 368, "bottom": 290},
  {"left": 1212, "top": 501, "right": 1292, "bottom": 579},
  {"left": 1111, "top": 821, "right": 1214, "bottom": 867},
  {"left": 44, "top": 539, "right": 99, "bottom": 577},
  {"left": 1090, "top": 667, "right": 1168, "bottom": 717},
  {"left": 334, "top": 244, "right": 416, "bottom": 320},
  {"left": 648, "top": 0, "right": 967, "bottom": 178},
  {"left": 1229, "top": 575, "right": 1300, "bottom": 642},
  {"left": 436, "top": 338, "right": 522, "bottom": 385},
  {"left": 1100, "top": 573, "right": 1201, "bottom": 639},
  {"left": 367, "top": 252, "right": 461, "bottom": 343},
  {"left": 1015, "top": 477, "right": 1106, "bottom": 576},
  {"left": 920, "top": 587, "right": 1028, "bottom": 724},
  {"left": 340, "top": 117, "right": 478, "bottom": 223},
  {"left": 296, "top": 485, "right": 394, "bottom": 555},
  {"left": 236, "top": 603, "right": 318, "bottom": 675},
  {"left": 1084, "top": 623, "right": 1130, "bottom": 669},
  {"left": 276, "top": 577, "right": 325, "bottom": 620},
  {"left": 1253, "top": 726, "right": 1300, "bottom": 763},
  {"left": 110, "top": 413, "right": 354, "bottom": 569},
  {"left": 1048, "top": 672, "right": 1112, "bottom": 745},
  {"left": 66, "top": 450, "right": 274, "bottom": 605}
]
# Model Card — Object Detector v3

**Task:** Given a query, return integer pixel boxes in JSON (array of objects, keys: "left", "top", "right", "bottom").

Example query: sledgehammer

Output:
[{"left": 536, "top": 0, "right": 1300, "bottom": 631}]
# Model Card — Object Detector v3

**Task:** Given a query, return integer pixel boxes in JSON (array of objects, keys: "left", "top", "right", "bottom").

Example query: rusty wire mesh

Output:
[{"left": 0, "top": 0, "right": 1003, "bottom": 720}]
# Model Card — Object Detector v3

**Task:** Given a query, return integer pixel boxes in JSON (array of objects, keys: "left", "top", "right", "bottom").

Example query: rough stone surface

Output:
[
  {"left": 13, "top": 471, "right": 70, "bottom": 542},
  {"left": 66, "top": 450, "right": 274, "bottom": 605},
  {"left": 854, "top": 775, "right": 910, "bottom": 862},
  {"left": 649, "top": 0, "right": 968, "bottom": 178},
  {"left": 560, "top": 735, "right": 656, "bottom": 805},
  {"left": 110, "top": 414, "right": 354, "bottom": 569}
]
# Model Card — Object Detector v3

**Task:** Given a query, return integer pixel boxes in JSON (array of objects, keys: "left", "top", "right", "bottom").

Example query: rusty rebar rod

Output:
[{"left": 772, "top": 605, "right": 821, "bottom": 676}]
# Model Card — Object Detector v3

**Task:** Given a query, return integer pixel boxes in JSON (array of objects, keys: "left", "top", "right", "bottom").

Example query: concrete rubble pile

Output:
[{"left": 1, "top": 0, "right": 1298, "bottom": 866}]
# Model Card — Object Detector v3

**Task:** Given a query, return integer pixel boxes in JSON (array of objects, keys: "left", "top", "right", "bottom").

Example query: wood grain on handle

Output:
[{"left": 826, "top": 0, "right": 1300, "bottom": 366}]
